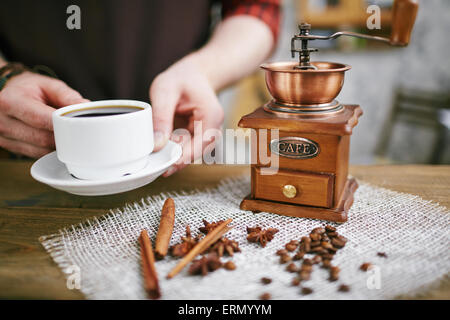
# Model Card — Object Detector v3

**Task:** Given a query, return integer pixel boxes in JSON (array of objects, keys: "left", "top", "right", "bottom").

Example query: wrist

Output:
[
  {"left": 178, "top": 50, "right": 222, "bottom": 91},
  {"left": 0, "top": 63, "right": 28, "bottom": 91}
]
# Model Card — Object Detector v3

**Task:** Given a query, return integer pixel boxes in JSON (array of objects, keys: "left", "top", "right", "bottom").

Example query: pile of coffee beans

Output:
[
  {"left": 258, "top": 225, "right": 387, "bottom": 299},
  {"left": 275, "top": 225, "right": 350, "bottom": 295}
]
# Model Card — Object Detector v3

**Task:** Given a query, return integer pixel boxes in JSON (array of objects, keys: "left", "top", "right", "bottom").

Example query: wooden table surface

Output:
[{"left": 0, "top": 160, "right": 448, "bottom": 299}]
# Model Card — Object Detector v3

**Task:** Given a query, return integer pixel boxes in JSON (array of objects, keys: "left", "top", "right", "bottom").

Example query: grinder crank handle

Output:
[
  {"left": 390, "top": 0, "right": 419, "bottom": 46},
  {"left": 293, "top": 0, "right": 418, "bottom": 47}
]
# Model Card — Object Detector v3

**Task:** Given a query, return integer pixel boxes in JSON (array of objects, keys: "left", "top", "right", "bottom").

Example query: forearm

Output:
[{"left": 182, "top": 15, "right": 275, "bottom": 91}]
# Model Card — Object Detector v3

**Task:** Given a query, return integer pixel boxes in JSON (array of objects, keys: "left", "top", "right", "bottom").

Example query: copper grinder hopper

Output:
[{"left": 262, "top": 61, "right": 351, "bottom": 114}]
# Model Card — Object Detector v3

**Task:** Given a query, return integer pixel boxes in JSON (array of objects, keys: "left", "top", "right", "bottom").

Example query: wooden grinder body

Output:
[{"left": 238, "top": 104, "right": 362, "bottom": 223}]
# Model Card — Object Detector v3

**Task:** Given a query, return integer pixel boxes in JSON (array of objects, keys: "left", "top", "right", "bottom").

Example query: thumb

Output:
[
  {"left": 43, "top": 78, "right": 89, "bottom": 108},
  {"left": 149, "top": 77, "right": 179, "bottom": 151}
]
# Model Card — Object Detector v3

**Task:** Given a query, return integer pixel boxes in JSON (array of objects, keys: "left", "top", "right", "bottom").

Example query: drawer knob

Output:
[{"left": 282, "top": 184, "right": 297, "bottom": 198}]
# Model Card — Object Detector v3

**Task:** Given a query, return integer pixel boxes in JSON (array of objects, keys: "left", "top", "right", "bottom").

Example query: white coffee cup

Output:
[{"left": 52, "top": 100, "right": 154, "bottom": 180}]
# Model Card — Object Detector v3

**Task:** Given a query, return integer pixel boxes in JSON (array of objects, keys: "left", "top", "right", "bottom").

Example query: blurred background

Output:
[
  {"left": 220, "top": 0, "right": 450, "bottom": 165},
  {"left": 1, "top": 0, "right": 448, "bottom": 165}
]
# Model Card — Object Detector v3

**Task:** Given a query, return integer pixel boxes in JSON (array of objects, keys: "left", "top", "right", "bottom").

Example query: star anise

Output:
[
  {"left": 246, "top": 226, "right": 279, "bottom": 247},
  {"left": 170, "top": 225, "right": 202, "bottom": 258},
  {"left": 209, "top": 237, "right": 241, "bottom": 257},
  {"left": 198, "top": 219, "right": 225, "bottom": 234},
  {"left": 188, "top": 253, "right": 223, "bottom": 276}
]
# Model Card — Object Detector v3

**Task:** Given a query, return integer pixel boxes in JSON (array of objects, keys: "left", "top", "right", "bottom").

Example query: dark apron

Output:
[{"left": 0, "top": 0, "right": 212, "bottom": 101}]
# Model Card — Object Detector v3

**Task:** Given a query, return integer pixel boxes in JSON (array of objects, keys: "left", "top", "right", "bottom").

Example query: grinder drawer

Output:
[{"left": 253, "top": 167, "right": 334, "bottom": 208}]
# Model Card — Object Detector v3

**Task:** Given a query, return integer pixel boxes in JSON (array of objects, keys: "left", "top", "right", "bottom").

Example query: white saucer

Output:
[{"left": 30, "top": 141, "right": 182, "bottom": 196}]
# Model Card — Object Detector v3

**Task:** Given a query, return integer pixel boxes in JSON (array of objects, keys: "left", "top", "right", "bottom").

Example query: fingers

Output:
[
  {"left": 183, "top": 92, "right": 224, "bottom": 162},
  {"left": 163, "top": 103, "right": 224, "bottom": 178},
  {"left": 162, "top": 131, "right": 192, "bottom": 177},
  {"left": 0, "top": 73, "right": 85, "bottom": 156},
  {"left": 163, "top": 131, "right": 218, "bottom": 177},
  {"left": 183, "top": 80, "right": 224, "bottom": 133},
  {"left": 0, "top": 90, "right": 55, "bottom": 131},
  {"left": 3, "top": 95, "right": 56, "bottom": 131},
  {"left": 0, "top": 77, "right": 87, "bottom": 131},
  {"left": 43, "top": 78, "right": 89, "bottom": 107},
  {"left": 0, "top": 135, "right": 52, "bottom": 158},
  {"left": 149, "top": 74, "right": 180, "bottom": 151},
  {"left": 0, "top": 113, "right": 55, "bottom": 149}
]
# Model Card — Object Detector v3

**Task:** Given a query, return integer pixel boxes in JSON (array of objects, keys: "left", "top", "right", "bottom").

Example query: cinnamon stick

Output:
[
  {"left": 166, "top": 218, "right": 233, "bottom": 279},
  {"left": 202, "top": 226, "right": 232, "bottom": 253},
  {"left": 139, "top": 229, "right": 161, "bottom": 299},
  {"left": 155, "top": 198, "right": 176, "bottom": 260}
]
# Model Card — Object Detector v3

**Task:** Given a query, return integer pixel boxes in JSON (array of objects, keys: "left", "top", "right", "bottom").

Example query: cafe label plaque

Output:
[{"left": 270, "top": 137, "right": 320, "bottom": 159}]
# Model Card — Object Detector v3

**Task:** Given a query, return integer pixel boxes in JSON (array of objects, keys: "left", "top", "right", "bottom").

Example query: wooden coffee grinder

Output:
[{"left": 239, "top": 0, "right": 418, "bottom": 222}]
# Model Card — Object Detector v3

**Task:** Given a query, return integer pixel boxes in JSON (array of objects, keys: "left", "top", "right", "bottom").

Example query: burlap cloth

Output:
[{"left": 40, "top": 177, "right": 450, "bottom": 299}]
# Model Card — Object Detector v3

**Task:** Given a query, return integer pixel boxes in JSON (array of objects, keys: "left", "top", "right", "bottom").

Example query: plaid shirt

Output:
[{"left": 222, "top": 0, "right": 282, "bottom": 43}]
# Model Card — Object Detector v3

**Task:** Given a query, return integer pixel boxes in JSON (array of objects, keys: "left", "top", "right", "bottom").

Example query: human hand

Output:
[
  {"left": 0, "top": 71, "right": 88, "bottom": 158},
  {"left": 150, "top": 57, "right": 224, "bottom": 176}
]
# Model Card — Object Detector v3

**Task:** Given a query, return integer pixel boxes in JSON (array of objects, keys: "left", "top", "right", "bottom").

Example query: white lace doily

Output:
[{"left": 40, "top": 177, "right": 450, "bottom": 299}]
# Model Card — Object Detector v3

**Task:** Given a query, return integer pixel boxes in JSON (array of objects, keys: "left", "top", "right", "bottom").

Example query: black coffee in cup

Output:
[{"left": 62, "top": 106, "right": 143, "bottom": 118}]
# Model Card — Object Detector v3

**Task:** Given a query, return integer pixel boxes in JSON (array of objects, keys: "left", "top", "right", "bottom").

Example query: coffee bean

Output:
[
  {"left": 311, "top": 227, "right": 325, "bottom": 235},
  {"left": 261, "top": 277, "right": 272, "bottom": 284},
  {"left": 300, "top": 264, "right": 313, "bottom": 273},
  {"left": 310, "top": 233, "right": 321, "bottom": 241},
  {"left": 331, "top": 237, "right": 346, "bottom": 249},
  {"left": 286, "top": 263, "right": 299, "bottom": 273},
  {"left": 310, "top": 246, "right": 326, "bottom": 254},
  {"left": 224, "top": 261, "right": 236, "bottom": 270},
  {"left": 329, "top": 266, "right": 340, "bottom": 281},
  {"left": 276, "top": 249, "right": 288, "bottom": 256},
  {"left": 293, "top": 251, "right": 305, "bottom": 261},
  {"left": 285, "top": 242, "right": 298, "bottom": 252},
  {"left": 300, "top": 236, "right": 311, "bottom": 253},
  {"left": 301, "top": 287, "right": 313, "bottom": 295},
  {"left": 287, "top": 240, "right": 299, "bottom": 246},
  {"left": 312, "top": 255, "right": 322, "bottom": 264},
  {"left": 322, "top": 259, "right": 332, "bottom": 269},
  {"left": 325, "top": 225, "right": 336, "bottom": 233},
  {"left": 327, "top": 247, "right": 338, "bottom": 254},
  {"left": 338, "top": 284, "right": 350, "bottom": 292},
  {"left": 329, "top": 273, "right": 339, "bottom": 282},
  {"left": 311, "top": 240, "right": 321, "bottom": 247},
  {"left": 285, "top": 244, "right": 297, "bottom": 252},
  {"left": 300, "top": 243, "right": 311, "bottom": 253},
  {"left": 327, "top": 231, "right": 338, "bottom": 238},
  {"left": 303, "top": 258, "right": 313, "bottom": 266},
  {"left": 280, "top": 254, "right": 292, "bottom": 264},
  {"left": 320, "top": 253, "right": 334, "bottom": 260},
  {"left": 259, "top": 292, "right": 271, "bottom": 300},
  {"left": 360, "top": 262, "right": 372, "bottom": 271},
  {"left": 331, "top": 266, "right": 340, "bottom": 272},
  {"left": 301, "top": 236, "right": 311, "bottom": 243},
  {"left": 292, "top": 277, "right": 301, "bottom": 286},
  {"left": 299, "top": 270, "right": 311, "bottom": 281},
  {"left": 321, "top": 242, "right": 333, "bottom": 250}
]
